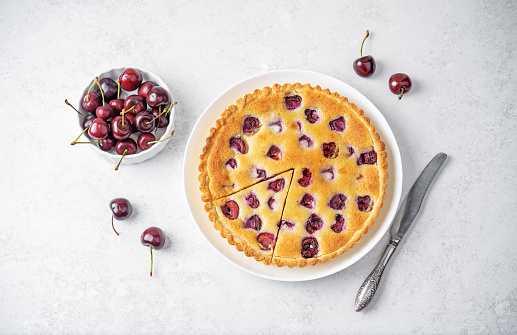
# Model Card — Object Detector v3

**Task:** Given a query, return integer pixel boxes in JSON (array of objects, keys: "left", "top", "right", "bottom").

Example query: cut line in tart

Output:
[
  {"left": 199, "top": 83, "right": 388, "bottom": 267},
  {"left": 205, "top": 170, "right": 294, "bottom": 264}
]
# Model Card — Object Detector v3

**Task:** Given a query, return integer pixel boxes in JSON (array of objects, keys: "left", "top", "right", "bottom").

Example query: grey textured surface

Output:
[{"left": 1, "top": 0, "right": 516, "bottom": 334}]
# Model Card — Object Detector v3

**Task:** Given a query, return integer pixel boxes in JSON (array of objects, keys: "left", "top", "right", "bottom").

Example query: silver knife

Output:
[{"left": 354, "top": 152, "right": 447, "bottom": 312}]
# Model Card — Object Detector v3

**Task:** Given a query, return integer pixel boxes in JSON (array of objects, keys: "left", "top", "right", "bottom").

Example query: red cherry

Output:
[
  {"left": 389, "top": 73, "right": 412, "bottom": 100},
  {"left": 138, "top": 81, "right": 158, "bottom": 98},
  {"left": 151, "top": 107, "right": 169, "bottom": 128},
  {"left": 82, "top": 92, "right": 101, "bottom": 113},
  {"left": 124, "top": 95, "right": 147, "bottom": 114},
  {"left": 353, "top": 30, "right": 376, "bottom": 78},
  {"left": 114, "top": 139, "right": 137, "bottom": 171},
  {"left": 88, "top": 118, "right": 110, "bottom": 140},
  {"left": 119, "top": 68, "right": 143, "bottom": 91},
  {"left": 138, "top": 133, "right": 155, "bottom": 151},
  {"left": 141, "top": 227, "right": 166, "bottom": 277},
  {"left": 109, "top": 99, "right": 125, "bottom": 114},
  {"left": 95, "top": 105, "right": 116, "bottom": 120},
  {"left": 111, "top": 116, "right": 133, "bottom": 141},
  {"left": 98, "top": 135, "right": 116, "bottom": 152},
  {"left": 115, "top": 138, "right": 137, "bottom": 155},
  {"left": 146, "top": 86, "right": 170, "bottom": 107}
]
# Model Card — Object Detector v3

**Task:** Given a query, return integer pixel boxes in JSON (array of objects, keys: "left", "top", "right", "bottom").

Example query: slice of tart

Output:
[{"left": 205, "top": 170, "right": 294, "bottom": 264}]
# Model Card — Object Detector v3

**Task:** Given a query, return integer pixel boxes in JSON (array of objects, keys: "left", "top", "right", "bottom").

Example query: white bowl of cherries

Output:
[{"left": 69, "top": 67, "right": 176, "bottom": 168}]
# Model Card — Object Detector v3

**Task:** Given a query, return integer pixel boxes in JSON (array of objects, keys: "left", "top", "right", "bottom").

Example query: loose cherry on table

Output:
[
  {"left": 353, "top": 30, "right": 376, "bottom": 78},
  {"left": 389, "top": 73, "right": 412, "bottom": 100},
  {"left": 138, "top": 81, "right": 158, "bottom": 98},
  {"left": 114, "top": 138, "right": 137, "bottom": 171},
  {"left": 109, "top": 198, "right": 133, "bottom": 235},
  {"left": 140, "top": 227, "right": 165, "bottom": 277},
  {"left": 119, "top": 68, "right": 143, "bottom": 91}
]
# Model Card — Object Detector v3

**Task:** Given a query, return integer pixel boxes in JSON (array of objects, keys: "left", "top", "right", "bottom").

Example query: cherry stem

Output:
[
  {"left": 149, "top": 245, "right": 153, "bottom": 277},
  {"left": 114, "top": 148, "right": 128, "bottom": 171},
  {"left": 117, "top": 80, "right": 121, "bottom": 99},
  {"left": 120, "top": 106, "right": 135, "bottom": 116},
  {"left": 165, "top": 101, "right": 177, "bottom": 116},
  {"left": 147, "top": 130, "right": 175, "bottom": 145},
  {"left": 120, "top": 106, "right": 135, "bottom": 128},
  {"left": 111, "top": 215, "right": 119, "bottom": 236},
  {"left": 73, "top": 141, "right": 100, "bottom": 144},
  {"left": 86, "top": 80, "right": 96, "bottom": 101},
  {"left": 146, "top": 102, "right": 177, "bottom": 125},
  {"left": 71, "top": 126, "right": 90, "bottom": 145},
  {"left": 65, "top": 99, "right": 86, "bottom": 118},
  {"left": 398, "top": 87, "right": 404, "bottom": 100},
  {"left": 152, "top": 107, "right": 161, "bottom": 135},
  {"left": 94, "top": 77, "right": 105, "bottom": 106},
  {"left": 360, "top": 30, "right": 370, "bottom": 58}
]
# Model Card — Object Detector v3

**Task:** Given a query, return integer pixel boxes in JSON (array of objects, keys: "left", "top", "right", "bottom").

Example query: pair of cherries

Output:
[
  {"left": 110, "top": 198, "right": 165, "bottom": 277},
  {"left": 352, "top": 30, "right": 412, "bottom": 100}
]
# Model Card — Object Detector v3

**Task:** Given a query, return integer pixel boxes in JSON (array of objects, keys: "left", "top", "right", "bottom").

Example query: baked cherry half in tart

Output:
[{"left": 199, "top": 83, "right": 387, "bottom": 267}]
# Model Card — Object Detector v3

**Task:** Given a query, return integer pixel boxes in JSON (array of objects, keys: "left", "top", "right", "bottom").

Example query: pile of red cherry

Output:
[
  {"left": 352, "top": 30, "right": 413, "bottom": 100},
  {"left": 67, "top": 68, "right": 175, "bottom": 170},
  {"left": 110, "top": 197, "right": 165, "bottom": 277}
]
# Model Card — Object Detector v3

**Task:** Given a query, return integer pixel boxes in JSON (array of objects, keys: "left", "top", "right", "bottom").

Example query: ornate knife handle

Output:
[{"left": 354, "top": 239, "right": 399, "bottom": 312}]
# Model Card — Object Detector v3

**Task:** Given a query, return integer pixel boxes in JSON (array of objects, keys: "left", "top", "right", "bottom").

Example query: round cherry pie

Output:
[{"left": 199, "top": 83, "right": 388, "bottom": 267}]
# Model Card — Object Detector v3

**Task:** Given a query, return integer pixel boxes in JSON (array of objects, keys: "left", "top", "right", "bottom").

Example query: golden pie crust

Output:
[{"left": 199, "top": 83, "right": 388, "bottom": 267}]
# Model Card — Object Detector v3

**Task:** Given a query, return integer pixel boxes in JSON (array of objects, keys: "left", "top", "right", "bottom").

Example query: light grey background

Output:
[{"left": 1, "top": 0, "right": 516, "bottom": 334}]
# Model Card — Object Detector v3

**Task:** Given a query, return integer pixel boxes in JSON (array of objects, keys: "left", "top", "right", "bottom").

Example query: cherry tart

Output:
[{"left": 199, "top": 83, "right": 388, "bottom": 267}]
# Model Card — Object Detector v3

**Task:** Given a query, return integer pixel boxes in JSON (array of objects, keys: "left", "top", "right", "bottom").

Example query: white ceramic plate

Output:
[
  {"left": 78, "top": 67, "right": 176, "bottom": 165},
  {"left": 183, "top": 70, "right": 402, "bottom": 281}
]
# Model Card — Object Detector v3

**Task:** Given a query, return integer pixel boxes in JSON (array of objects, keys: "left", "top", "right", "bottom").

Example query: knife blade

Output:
[{"left": 354, "top": 152, "right": 447, "bottom": 312}]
